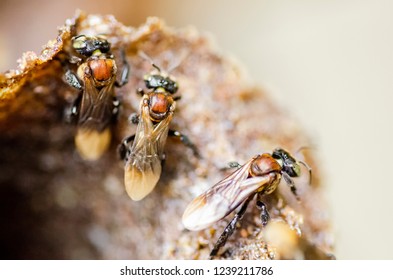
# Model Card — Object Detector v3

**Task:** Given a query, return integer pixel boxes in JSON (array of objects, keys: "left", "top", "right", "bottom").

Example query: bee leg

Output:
[
  {"left": 220, "top": 161, "right": 241, "bottom": 171},
  {"left": 282, "top": 172, "right": 300, "bottom": 201},
  {"left": 168, "top": 129, "right": 200, "bottom": 157},
  {"left": 136, "top": 88, "right": 145, "bottom": 96},
  {"left": 256, "top": 196, "right": 270, "bottom": 227},
  {"left": 115, "top": 49, "right": 130, "bottom": 87},
  {"left": 111, "top": 97, "right": 121, "bottom": 122},
  {"left": 228, "top": 161, "right": 242, "bottom": 169},
  {"left": 160, "top": 153, "right": 167, "bottom": 169},
  {"left": 128, "top": 113, "right": 140, "bottom": 125},
  {"left": 64, "top": 69, "right": 83, "bottom": 90},
  {"left": 64, "top": 92, "right": 82, "bottom": 124},
  {"left": 299, "top": 160, "right": 313, "bottom": 185},
  {"left": 118, "top": 134, "right": 135, "bottom": 160},
  {"left": 209, "top": 195, "right": 254, "bottom": 259}
]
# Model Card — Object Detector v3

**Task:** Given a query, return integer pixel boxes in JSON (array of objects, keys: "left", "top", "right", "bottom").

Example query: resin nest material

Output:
[{"left": 0, "top": 11, "right": 334, "bottom": 259}]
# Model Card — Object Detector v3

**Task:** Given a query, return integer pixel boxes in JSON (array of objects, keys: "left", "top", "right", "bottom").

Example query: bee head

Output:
[
  {"left": 143, "top": 74, "right": 178, "bottom": 94},
  {"left": 72, "top": 35, "right": 111, "bottom": 57},
  {"left": 272, "top": 148, "right": 301, "bottom": 178}
]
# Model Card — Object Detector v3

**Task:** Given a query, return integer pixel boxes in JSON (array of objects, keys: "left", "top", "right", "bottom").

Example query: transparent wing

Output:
[
  {"left": 74, "top": 77, "right": 115, "bottom": 159},
  {"left": 124, "top": 101, "right": 173, "bottom": 201},
  {"left": 78, "top": 76, "right": 115, "bottom": 131},
  {"left": 75, "top": 127, "right": 111, "bottom": 160},
  {"left": 124, "top": 155, "right": 162, "bottom": 201},
  {"left": 182, "top": 158, "right": 272, "bottom": 231}
]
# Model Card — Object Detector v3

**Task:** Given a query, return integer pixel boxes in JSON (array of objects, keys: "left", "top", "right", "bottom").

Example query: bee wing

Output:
[
  {"left": 78, "top": 77, "right": 115, "bottom": 131},
  {"left": 75, "top": 127, "right": 111, "bottom": 160},
  {"left": 182, "top": 158, "right": 272, "bottom": 231},
  {"left": 124, "top": 102, "right": 173, "bottom": 201},
  {"left": 124, "top": 155, "right": 162, "bottom": 201},
  {"left": 74, "top": 78, "right": 115, "bottom": 159}
]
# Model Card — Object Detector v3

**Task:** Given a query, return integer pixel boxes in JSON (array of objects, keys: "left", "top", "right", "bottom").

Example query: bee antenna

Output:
[
  {"left": 138, "top": 50, "right": 163, "bottom": 73},
  {"left": 167, "top": 49, "right": 189, "bottom": 74},
  {"left": 299, "top": 160, "right": 312, "bottom": 185},
  {"left": 295, "top": 146, "right": 312, "bottom": 154},
  {"left": 152, "top": 63, "right": 161, "bottom": 73},
  {"left": 138, "top": 50, "right": 152, "bottom": 62}
]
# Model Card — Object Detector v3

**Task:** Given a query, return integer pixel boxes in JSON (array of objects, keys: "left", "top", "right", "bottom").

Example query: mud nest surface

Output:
[{"left": 0, "top": 12, "right": 334, "bottom": 260}]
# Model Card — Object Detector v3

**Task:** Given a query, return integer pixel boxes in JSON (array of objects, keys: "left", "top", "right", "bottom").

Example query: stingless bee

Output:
[
  {"left": 182, "top": 148, "right": 311, "bottom": 258},
  {"left": 118, "top": 63, "right": 199, "bottom": 201},
  {"left": 64, "top": 35, "right": 129, "bottom": 160}
]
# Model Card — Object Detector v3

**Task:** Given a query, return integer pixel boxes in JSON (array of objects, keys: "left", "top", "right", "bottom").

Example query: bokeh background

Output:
[{"left": 1, "top": 0, "right": 392, "bottom": 259}]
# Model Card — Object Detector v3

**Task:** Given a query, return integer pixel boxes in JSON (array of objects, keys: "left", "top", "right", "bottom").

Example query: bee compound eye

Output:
[
  {"left": 95, "top": 39, "right": 110, "bottom": 53},
  {"left": 72, "top": 37, "right": 87, "bottom": 50},
  {"left": 144, "top": 75, "right": 153, "bottom": 88},
  {"left": 167, "top": 80, "right": 178, "bottom": 94}
]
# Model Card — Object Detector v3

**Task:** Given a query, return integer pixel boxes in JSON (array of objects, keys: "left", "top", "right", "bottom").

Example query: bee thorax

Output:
[{"left": 89, "top": 58, "right": 116, "bottom": 82}]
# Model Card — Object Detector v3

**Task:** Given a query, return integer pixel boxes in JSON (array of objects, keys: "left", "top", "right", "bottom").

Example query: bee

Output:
[
  {"left": 64, "top": 35, "right": 129, "bottom": 160},
  {"left": 118, "top": 64, "right": 199, "bottom": 201},
  {"left": 182, "top": 148, "right": 311, "bottom": 258}
]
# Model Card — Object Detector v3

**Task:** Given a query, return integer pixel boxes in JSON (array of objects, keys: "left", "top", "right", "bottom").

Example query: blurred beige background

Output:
[{"left": 1, "top": 0, "right": 392, "bottom": 259}]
